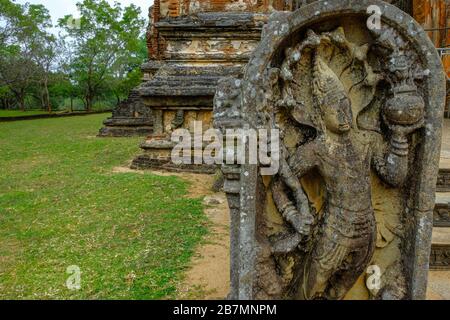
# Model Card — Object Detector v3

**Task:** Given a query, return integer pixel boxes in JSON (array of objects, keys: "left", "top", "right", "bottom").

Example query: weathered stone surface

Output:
[
  {"left": 131, "top": 155, "right": 216, "bottom": 173},
  {"left": 98, "top": 89, "right": 153, "bottom": 137},
  {"left": 214, "top": 0, "right": 446, "bottom": 300}
]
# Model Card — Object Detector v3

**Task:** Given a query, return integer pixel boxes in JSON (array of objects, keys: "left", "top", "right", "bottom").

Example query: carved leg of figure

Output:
[
  {"left": 301, "top": 232, "right": 350, "bottom": 300},
  {"left": 326, "top": 234, "right": 376, "bottom": 299}
]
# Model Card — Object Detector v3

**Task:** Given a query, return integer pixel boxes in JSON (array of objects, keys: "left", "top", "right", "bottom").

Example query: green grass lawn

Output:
[
  {"left": 0, "top": 110, "right": 51, "bottom": 117},
  {"left": 0, "top": 114, "right": 208, "bottom": 299}
]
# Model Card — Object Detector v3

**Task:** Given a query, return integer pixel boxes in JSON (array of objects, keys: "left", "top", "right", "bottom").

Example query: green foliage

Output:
[
  {"left": 0, "top": 0, "right": 147, "bottom": 111},
  {"left": 58, "top": 0, "right": 146, "bottom": 111},
  {"left": 0, "top": 115, "right": 208, "bottom": 299},
  {"left": 0, "top": 0, "right": 56, "bottom": 111}
]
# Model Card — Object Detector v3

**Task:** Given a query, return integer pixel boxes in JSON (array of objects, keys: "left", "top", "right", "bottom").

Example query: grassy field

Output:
[
  {"left": 0, "top": 114, "right": 208, "bottom": 299},
  {"left": 0, "top": 110, "right": 51, "bottom": 117}
]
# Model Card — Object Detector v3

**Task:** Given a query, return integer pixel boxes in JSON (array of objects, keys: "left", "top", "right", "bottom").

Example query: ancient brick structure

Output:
[{"left": 131, "top": 0, "right": 299, "bottom": 171}]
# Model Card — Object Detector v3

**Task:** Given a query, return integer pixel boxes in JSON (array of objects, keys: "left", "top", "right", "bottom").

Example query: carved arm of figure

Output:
[
  {"left": 271, "top": 177, "right": 311, "bottom": 237},
  {"left": 271, "top": 141, "right": 318, "bottom": 236},
  {"left": 371, "top": 121, "right": 423, "bottom": 187}
]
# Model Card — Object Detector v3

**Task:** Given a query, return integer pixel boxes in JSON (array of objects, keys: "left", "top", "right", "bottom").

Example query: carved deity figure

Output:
[{"left": 270, "top": 29, "right": 424, "bottom": 299}]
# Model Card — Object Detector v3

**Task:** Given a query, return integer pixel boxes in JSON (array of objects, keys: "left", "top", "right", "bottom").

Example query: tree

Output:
[
  {"left": 33, "top": 35, "right": 60, "bottom": 112},
  {"left": 48, "top": 73, "right": 79, "bottom": 112},
  {"left": 0, "top": 0, "right": 22, "bottom": 49},
  {"left": 106, "top": 36, "right": 147, "bottom": 104},
  {"left": 25, "top": 4, "right": 58, "bottom": 112},
  {"left": 0, "top": 0, "right": 55, "bottom": 111},
  {"left": 0, "top": 85, "right": 13, "bottom": 109},
  {"left": 59, "top": 0, "right": 145, "bottom": 111}
]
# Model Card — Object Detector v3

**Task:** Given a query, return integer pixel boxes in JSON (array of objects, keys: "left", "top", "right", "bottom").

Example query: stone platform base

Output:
[
  {"left": 131, "top": 137, "right": 217, "bottom": 174},
  {"left": 98, "top": 125, "right": 153, "bottom": 137},
  {"left": 131, "top": 155, "right": 216, "bottom": 174},
  {"left": 98, "top": 117, "right": 153, "bottom": 137}
]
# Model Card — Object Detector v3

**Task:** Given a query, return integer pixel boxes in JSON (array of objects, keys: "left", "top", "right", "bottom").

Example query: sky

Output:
[{"left": 15, "top": 0, "right": 154, "bottom": 27}]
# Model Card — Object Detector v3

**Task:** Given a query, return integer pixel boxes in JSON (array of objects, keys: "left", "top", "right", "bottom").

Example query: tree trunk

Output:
[
  {"left": 19, "top": 95, "right": 25, "bottom": 111},
  {"left": 86, "top": 95, "right": 92, "bottom": 112},
  {"left": 86, "top": 89, "right": 94, "bottom": 112},
  {"left": 44, "top": 80, "right": 51, "bottom": 113},
  {"left": 40, "top": 90, "right": 45, "bottom": 110},
  {"left": 70, "top": 97, "right": 73, "bottom": 113},
  {"left": 18, "top": 89, "right": 25, "bottom": 111}
]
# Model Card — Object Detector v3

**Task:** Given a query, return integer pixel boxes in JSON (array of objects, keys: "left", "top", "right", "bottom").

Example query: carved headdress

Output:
[{"left": 312, "top": 54, "right": 348, "bottom": 111}]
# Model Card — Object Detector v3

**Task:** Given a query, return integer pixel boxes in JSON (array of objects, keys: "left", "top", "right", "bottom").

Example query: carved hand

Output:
[
  {"left": 284, "top": 204, "right": 314, "bottom": 237},
  {"left": 390, "top": 118, "right": 425, "bottom": 137}
]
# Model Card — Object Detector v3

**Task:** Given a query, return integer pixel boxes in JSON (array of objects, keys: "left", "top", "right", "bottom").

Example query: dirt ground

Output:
[
  {"left": 113, "top": 166, "right": 231, "bottom": 299},
  {"left": 172, "top": 173, "right": 231, "bottom": 299}
]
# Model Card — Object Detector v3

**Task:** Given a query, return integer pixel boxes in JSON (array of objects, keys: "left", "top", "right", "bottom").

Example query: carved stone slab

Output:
[
  {"left": 98, "top": 90, "right": 153, "bottom": 137},
  {"left": 434, "top": 193, "right": 450, "bottom": 227},
  {"left": 430, "top": 244, "right": 450, "bottom": 270},
  {"left": 214, "top": 0, "right": 446, "bottom": 300},
  {"left": 437, "top": 169, "right": 450, "bottom": 192}
]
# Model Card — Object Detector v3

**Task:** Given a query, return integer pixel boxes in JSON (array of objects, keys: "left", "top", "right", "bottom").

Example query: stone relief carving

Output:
[
  {"left": 214, "top": 1, "right": 446, "bottom": 300},
  {"left": 434, "top": 204, "right": 450, "bottom": 227},
  {"left": 268, "top": 26, "right": 426, "bottom": 300},
  {"left": 430, "top": 245, "right": 450, "bottom": 270}
]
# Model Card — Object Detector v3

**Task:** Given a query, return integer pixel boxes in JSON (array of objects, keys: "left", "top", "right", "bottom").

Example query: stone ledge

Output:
[
  {"left": 140, "top": 139, "right": 176, "bottom": 150},
  {"left": 131, "top": 155, "right": 216, "bottom": 174},
  {"left": 103, "top": 118, "right": 153, "bottom": 127},
  {"left": 156, "top": 12, "right": 268, "bottom": 30},
  {"left": 97, "top": 126, "right": 153, "bottom": 137}
]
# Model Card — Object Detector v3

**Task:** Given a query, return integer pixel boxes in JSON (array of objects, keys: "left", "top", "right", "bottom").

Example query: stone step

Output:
[
  {"left": 429, "top": 227, "right": 450, "bottom": 271},
  {"left": 434, "top": 192, "right": 450, "bottom": 227},
  {"left": 427, "top": 270, "right": 450, "bottom": 300}
]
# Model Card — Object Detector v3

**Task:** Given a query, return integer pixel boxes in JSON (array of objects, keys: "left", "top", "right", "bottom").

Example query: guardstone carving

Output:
[{"left": 214, "top": 0, "right": 446, "bottom": 300}]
